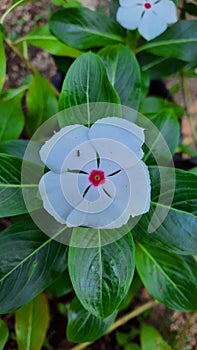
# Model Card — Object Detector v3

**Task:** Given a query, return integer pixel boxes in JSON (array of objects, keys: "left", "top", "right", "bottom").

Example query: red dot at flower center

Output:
[
  {"left": 89, "top": 170, "right": 106, "bottom": 187},
  {"left": 144, "top": 2, "right": 152, "bottom": 9}
]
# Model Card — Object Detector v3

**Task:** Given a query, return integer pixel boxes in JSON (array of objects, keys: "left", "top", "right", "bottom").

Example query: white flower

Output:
[
  {"left": 116, "top": 0, "right": 177, "bottom": 41},
  {"left": 39, "top": 117, "right": 151, "bottom": 229}
]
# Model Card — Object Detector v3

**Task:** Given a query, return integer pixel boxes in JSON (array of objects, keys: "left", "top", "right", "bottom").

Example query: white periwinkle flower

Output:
[
  {"left": 39, "top": 117, "right": 151, "bottom": 229},
  {"left": 116, "top": 0, "right": 177, "bottom": 41}
]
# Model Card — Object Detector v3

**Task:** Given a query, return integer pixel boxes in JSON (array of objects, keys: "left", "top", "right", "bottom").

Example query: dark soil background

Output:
[{"left": 0, "top": 1, "right": 197, "bottom": 349}]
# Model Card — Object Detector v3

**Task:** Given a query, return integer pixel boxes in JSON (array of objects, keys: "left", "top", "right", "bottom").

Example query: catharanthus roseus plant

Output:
[{"left": 0, "top": 0, "right": 197, "bottom": 349}]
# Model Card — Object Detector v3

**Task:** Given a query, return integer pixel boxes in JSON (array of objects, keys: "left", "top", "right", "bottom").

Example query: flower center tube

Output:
[
  {"left": 89, "top": 169, "right": 106, "bottom": 187},
  {"left": 144, "top": 2, "right": 152, "bottom": 9}
]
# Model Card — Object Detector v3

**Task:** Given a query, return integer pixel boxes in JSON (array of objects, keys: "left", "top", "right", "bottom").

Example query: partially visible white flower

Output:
[
  {"left": 39, "top": 117, "right": 151, "bottom": 229},
  {"left": 116, "top": 0, "right": 177, "bottom": 41}
]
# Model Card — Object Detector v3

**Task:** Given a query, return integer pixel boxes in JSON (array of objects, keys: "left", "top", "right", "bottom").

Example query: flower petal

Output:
[
  {"left": 66, "top": 169, "right": 132, "bottom": 229},
  {"left": 40, "top": 125, "right": 89, "bottom": 173},
  {"left": 154, "top": 0, "right": 177, "bottom": 24},
  {"left": 39, "top": 171, "right": 73, "bottom": 224},
  {"left": 119, "top": 0, "right": 142, "bottom": 6},
  {"left": 138, "top": 10, "right": 167, "bottom": 40},
  {"left": 116, "top": 6, "right": 142, "bottom": 30},
  {"left": 126, "top": 161, "right": 151, "bottom": 216},
  {"left": 89, "top": 117, "right": 145, "bottom": 159}
]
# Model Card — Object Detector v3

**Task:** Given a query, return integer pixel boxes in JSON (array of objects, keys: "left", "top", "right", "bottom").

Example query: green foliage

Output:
[
  {"left": 58, "top": 52, "right": 120, "bottom": 123},
  {"left": 0, "top": 91, "right": 25, "bottom": 142},
  {"left": 68, "top": 233, "right": 135, "bottom": 318},
  {"left": 15, "top": 294, "right": 50, "bottom": 350},
  {"left": 136, "top": 242, "right": 197, "bottom": 311},
  {"left": 50, "top": 7, "right": 125, "bottom": 50},
  {"left": 26, "top": 72, "right": 58, "bottom": 137},
  {"left": 134, "top": 167, "right": 197, "bottom": 256},
  {"left": 140, "top": 323, "right": 172, "bottom": 350},
  {"left": 99, "top": 45, "right": 141, "bottom": 109},
  {"left": 0, "top": 0, "right": 197, "bottom": 346},
  {"left": 139, "top": 20, "right": 197, "bottom": 64},
  {"left": 0, "top": 319, "right": 9, "bottom": 350},
  {"left": 0, "top": 219, "right": 68, "bottom": 313},
  {"left": 67, "top": 297, "right": 117, "bottom": 343},
  {"left": 17, "top": 25, "right": 81, "bottom": 57}
]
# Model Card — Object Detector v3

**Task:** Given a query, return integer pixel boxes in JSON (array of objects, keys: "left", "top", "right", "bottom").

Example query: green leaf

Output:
[
  {"left": 0, "top": 140, "right": 28, "bottom": 158},
  {"left": 15, "top": 294, "right": 49, "bottom": 350},
  {"left": 139, "top": 53, "right": 186, "bottom": 79},
  {"left": 136, "top": 241, "right": 197, "bottom": 312},
  {"left": 16, "top": 25, "right": 81, "bottom": 57},
  {"left": 184, "top": 3, "right": 197, "bottom": 16},
  {"left": 0, "top": 319, "right": 9, "bottom": 350},
  {"left": 189, "top": 167, "right": 197, "bottom": 175},
  {"left": 141, "top": 324, "right": 172, "bottom": 350},
  {"left": 47, "top": 268, "right": 73, "bottom": 297},
  {"left": 0, "top": 154, "right": 41, "bottom": 217},
  {"left": 68, "top": 232, "right": 135, "bottom": 318},
  {"left": 49, "top": 7, "right": 125, "bottom": 50},
  {"left": 142, "top": 109, "right": 180, "bottom": 165},
  {"left": 133, "top": 166, "right": 197, "bottom": 255},
  {"left": 26, "top": 72, "right": 58, "bottom": 137},
  {"left": 0, "top": 219, "right": 68, "bottom": 313},
  {"left": 67, "top": 297, "right": 117, "bottom": 343},
  {"left": 0, "top": 33, "right": 6, "bottom": 92},
  {"left": 0, "top": 92, "right": 25, "bottom": 142},
  {"left": 140, "top": 97, "right": 184, "bottom": 118},
  {"left": 58, "top": 52, "right": 120, "bottom": 125},
  {"left": 138, "top": 20, "right": 197, "bottom": 63},
  {"left": 99, "top": 45, "right": 141, "bottom": 109},
  {"left": 119, "top": 271, "right": 141, "bottom": 311}
]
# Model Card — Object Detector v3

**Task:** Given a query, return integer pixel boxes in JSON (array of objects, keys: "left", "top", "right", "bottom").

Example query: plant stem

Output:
[
  {"left": 5, "top": 38, "right": 60, "bottom": 98},
  {"left": 70, "top": 300, "right": 158, "bottom": 350},
  {"left": 180, "top": 70, "right": 197, "bottom": 149},
  {"left": 175, "top": 312, "right": 197, "bottom": 350},
  {"left": 0, "top": 0, "right": 26, "bottom": 24}
]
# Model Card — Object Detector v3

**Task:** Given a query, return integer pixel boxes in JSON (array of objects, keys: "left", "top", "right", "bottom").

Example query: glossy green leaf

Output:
[
  {"left": 140, "top": 97, "right": 184, "bottom": 118},
  {"left": 119, "top": 271, "right": 141, "bottom": 311},
  {"left": 133, "top": 166, "right": 197, "bottom": 255},
  {"left": 47, "top": 268, "right": 73, "bottom": 297},
  {"left": 15, "top": 294, "right": 50, "bottom": 350},
  {"left": 0, "top": 319, "right": 9, "bottom": 350},
  {"left": 139, "top": 52, "right": 186, "bottom": 79},
  {"left": 50, "top": 7, "right": 125, "bottom": 50},
  {"left": 26, "top": 72, "right": 58, "bottom": 137},
  {"left": 58, "top": 52, "right": 120, "bottom": 125},
  {"left": 0, "top": 140, "right": 28, "bottom": 158},
  {"left": 99, "top": 45, "right": 141, "bottom": 109},
  {"left": 136, "top": 241, "right": 197, "bottom": 311},
  {"left": 67, "top": 297, "right": 117, "bottom": 343},
  {"left": 17, "top": 25, "right": 81, "bottom": 57},
  {"left": 0, "top": 92, "right": 25, "bottom": 142},
  {"left": 141, "top": 324, "right": 172, "bottom": 350},
  {"left": 0, "top": 219, "right": 68, "bottom": 313},
  {"left": 0, "top": 154, "right": 41, "bottom": 217},
  {"left": 0, "top": 33, "right": 5, "bottom": 92},
  {"left": 138, "top": 20, "right": 197, "bottom": 63},
  {"left": 68, "top": 232, "right": 135, "bottom": 318},
  {"left": 142, "top": 109, "right": 180, "bottom": 165}
]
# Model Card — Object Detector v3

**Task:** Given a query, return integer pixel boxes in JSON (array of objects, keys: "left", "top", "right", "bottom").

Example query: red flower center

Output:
[
  {"left": 144, "top": 2, "right": 152, "bottom": 9},
  {"left": 89, "top": 170, "right": 106, "bottom": 187}
]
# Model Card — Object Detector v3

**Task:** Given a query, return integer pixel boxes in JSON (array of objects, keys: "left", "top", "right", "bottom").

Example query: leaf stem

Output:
[
  {"left": 70, "top": 300, "right": 158, "bottom": 350},
  {"left": 0, "top": 0, "right": 25, "bottom": 24},
  {"left": 180, "top": 70, "right": 197, "bottom": 149},
  {"left": 5, "top": 38, "right": 60, "bottom": 98}
]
